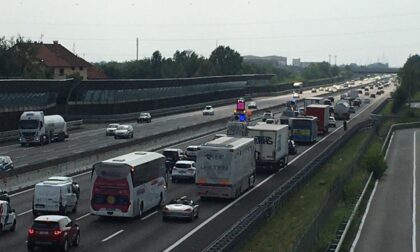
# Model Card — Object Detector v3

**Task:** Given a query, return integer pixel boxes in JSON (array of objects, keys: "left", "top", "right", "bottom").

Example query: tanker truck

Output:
[
  {"left": 18, "top": 111, "right": 68, "bottom": 146},
  {"left": 334, "top": 101, "right": 350, "bottom": 120}
]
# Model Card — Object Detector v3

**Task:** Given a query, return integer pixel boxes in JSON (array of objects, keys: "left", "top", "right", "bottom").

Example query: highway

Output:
[
  {"left": 353, "top": 128, "right": 419, "bottom": 252},
  {"left": 0, "top": 79, "right": 394, "bottom": 252}
]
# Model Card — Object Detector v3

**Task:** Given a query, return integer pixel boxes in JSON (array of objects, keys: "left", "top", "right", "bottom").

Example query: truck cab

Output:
[{"left": 0, "top": 200, "right": 16, "bottom": 232}]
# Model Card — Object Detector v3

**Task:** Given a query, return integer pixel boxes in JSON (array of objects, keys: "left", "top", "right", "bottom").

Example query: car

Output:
[
  {"left": 319, "top": 87, "right": 324, "bottom": 91},
  {"left": 353, "top": 99, "right": 361, "bottom": 107},
  {"left": 213, "top": 133, "right": 227, "bottom": 140},
  {"left": 265, "top": 118, "right": 276, "bottom": 124},
  {"left": 33, "top": 180, "right": 78, "bottom": 216},
  {"left": 328, "top": 96, "right": 335, "bottom": 103},
  {"left": 114, "top": 124, "right": 134, "bottom": 139},
  {"left": 162, "top": 196, "right": 199, "bottom": 221},
  {"left": 202, "top": 105, "right": 215, "bottom": 115},
  {"left": 247, "top": 101, "right": 257, "bottom": 109},
  {"left": 0, "top": 200, "right": 16, "bottom": 232},
  {"left": 137, "top": 112, "right": 152, "bottom": 123},
  {"left": 323, "top": 99, "right": 332, "bottom": 106},
  {"left": 298, "top": 107, "right": 305, "bottom": 115},
  {"left": 262, "top": 111, "right": 274, "bottom": 122},
  {"left": 163, "top": 148, "right": 185, "bottom": 172},
  {"left": 364, "top": 91, "right": 370, "bottom": 96},
  {"left": 364, "top": 98, "right": 371, "bottom": 104},
  {"left": 185, "top": 145, "right": 199, "bottom": 161},
  {"left": 171, "top": 160, "right": 196, "bottom": 183},
  {"left": 369, "top": 85, "right": 374, "bottom": 89},
  {"left": 0, "top": 189, "right": 9, "bottom": 202},
  {"left": 105, "top": 123, "right": 119, "bottom": 136},
  {"left": 47, "top": 176, "right": 80, "bottom": 199},
  {"left": 340, "top": 94, "right": 348, "bottom": 100},
  {"left": 325, "top": 87, "right": 331, "bottom": 92},
  {"left": 292, "top": 92, "right": 300, "bottom": 98},
  {"left": 328, "top": 116, "right": 337, "bottom": 127},
  {"left": 288, "top": 139, "right": 297, "bottom": 155},
  {"left": 376, "top": 91, "right": 381, "bottom": 95},
  {"left": 349, "top": 106, "right": 356, "bottom": 113},
  {"left": 311, "top": 88, "right": 317, "bottom": 93},
  {"left": 0, "top": 155, "right": 13, "bottom": 172},
  {"left": 27, "top": 215, "right": 80, "bottom": 251},
  {"left": 370, "top": 93, "right": 376, "bottom": 98}
]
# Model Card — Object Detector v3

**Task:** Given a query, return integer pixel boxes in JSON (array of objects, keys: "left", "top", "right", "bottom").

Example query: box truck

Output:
[
  {"left": 195, "top": 137, "right": 256, "bottom": 199},
  {"left": 305, "top": 104, "right": 330, "bottom": 135},
  {"left": 18, "top": 111, "right": 68, "bottom": 146},
  {"left": 290, "top": 117, "right": 318, "bottom": 144},
  {"left": 247, "top": 124, "right": 289, "bottom": 172}
]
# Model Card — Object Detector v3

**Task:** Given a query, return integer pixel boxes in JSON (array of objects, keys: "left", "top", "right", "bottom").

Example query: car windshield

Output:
[
  {"left": 205, "top": 106, "right": 212, "bottom": 110},
  {"left": 163, "top": 151, "right": 178, "bottom": 160},
  {"left": 117, "top": 125, "right": 129, "bottom": 130},
  {"left": 32, "top": 221, "right": 60, "bottom": 229},
  {"left": 140, "top": 113, "right": 149, "bottom": 116},
  {"left": 186, "top": 147, "right": 197, "bottom": 151},
  {"left": 175, "top": 163, "right": 192, "bottom": 169},
  {"left": 108, "top": 124, "right": 119, "bottom": 128},
  {"left": 170, "top": 199, "right": 192, "bottom": 205},
  {"left": 18, "top": 120, "right": 39, "bottom": 129}
]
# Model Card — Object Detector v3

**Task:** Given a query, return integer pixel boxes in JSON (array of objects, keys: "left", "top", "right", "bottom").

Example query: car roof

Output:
[
  {"left": 34, "top": 215, "right": 69, "bottom": 222},
  {"left": 36, "top": 180, "right": 71, "bottom": 186},
  {"left": 48, "top": 176, "right": 71, "bottom": 181},
  {"left": 176, "top": 160, "right": 195, "bottom": 164},
  {"left": 0, "top": 200, "right": 8, "bottom": 205},
  {"left": 163, "top": 148, "right": 182, "bottom": 152}
]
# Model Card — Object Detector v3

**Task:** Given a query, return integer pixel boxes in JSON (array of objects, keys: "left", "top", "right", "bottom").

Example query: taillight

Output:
[
  {"left": 28, "top": 228, "right": 35, "bottom": 236},
  {"left": 53, "top": 229, "right": 62, "bottom": 236},
  {"left": 163, "top": 206, "right": 169, "bottom": 211},
  {"left": 184, "top": 208, "right": 192, "bottom": 212}
]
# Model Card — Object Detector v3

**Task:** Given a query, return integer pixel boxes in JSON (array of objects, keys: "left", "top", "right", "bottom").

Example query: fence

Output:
[{"left": 204, "top": 119, "right": 374, "bottom": 252}]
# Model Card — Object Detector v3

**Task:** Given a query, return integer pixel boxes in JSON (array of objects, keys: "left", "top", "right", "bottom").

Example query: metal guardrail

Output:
[
  {"left": 204, "top": 120, "right": 373, "bottom": 252},
  {"left": 0, "top": 120, "right": 83, "bottom": 143}
]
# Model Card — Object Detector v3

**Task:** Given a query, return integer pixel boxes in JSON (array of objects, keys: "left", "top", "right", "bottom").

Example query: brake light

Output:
[
  {"left": 53, "top": 229, "right": 62, "bottom": 236},
  {"left": 28, "top": 228, "right": 35, "bottom": 236}
]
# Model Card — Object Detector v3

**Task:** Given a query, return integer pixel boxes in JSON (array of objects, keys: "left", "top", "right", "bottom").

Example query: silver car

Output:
[
  {"left": 105, "top": 123, "right": 120, "bottom": 136},
  {"left": 114, "top": 125, "right": 134, "bottom": 139},
  {"left": 162, "top": 196, "right": 199, "bottom": 221},
  {"left": 0, "top": 156, "right": 13, "bottom": 172}
]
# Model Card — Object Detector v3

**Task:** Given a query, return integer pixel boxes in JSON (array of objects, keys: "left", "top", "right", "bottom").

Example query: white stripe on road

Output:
[
  {"left": 17, "top": 209, "right": 32, "bottom": 216},
  {"left": 384, "top": 132, "right": 394, "bottom": 160},
  {"left": 141, "top": 210, "right": 158, "bottom": 221},
  {"left": 102, "top": 229, "right": 124, "bottom": 242},
  {"left": 75, "top": 213, "right": 91, "bottom": 221},
  {"left": 413, "top": 131, "right": 417, "bottom": 252}
]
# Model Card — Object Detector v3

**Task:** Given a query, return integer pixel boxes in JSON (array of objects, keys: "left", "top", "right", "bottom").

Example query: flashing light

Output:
[{"left": 239, "top": 114, "right": 247, "bottom": 122}]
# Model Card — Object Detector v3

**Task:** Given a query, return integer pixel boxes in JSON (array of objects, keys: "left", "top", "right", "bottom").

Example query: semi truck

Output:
[
  {"left": 247, "top": 124, "right": 289, "bottom": 172},
  {"left": 334, "top": 101, "right": 350, "bottom": 120},
  {"left": 18, "top": 111, "right": 68, "bottom": 146},
  {"left": 290, "top": 116, "right": 318, "bottom": 143},
  {"left": 195, "top": 137, "right": 256, "bottom": 199},
  {"left": 305, "top": 104, "right": 330, "bottom": 135}
]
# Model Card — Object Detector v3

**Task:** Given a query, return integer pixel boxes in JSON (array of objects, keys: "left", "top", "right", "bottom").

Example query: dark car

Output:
[
  {"left": 370, "top": 93, "right": 376, "bottom": 98},
  {"left": 163, "top": 148, "right": 185, "bottom": 173},
  {"left": 137, "top": 112, "right": 152, "bottom": 123},
  {"left": 327, "top": 96, "right": 334, "bottom": 103},
  {"left": 288, "top": 139, "right": 297, "bottom": 155},
  {"left": 353, "top": 99, "right": 361, "bottom": 107},
  {"left": 27, "top": 215, "right": 80, "bottom": 251},
  {"left": 0, "top": 155, "right": 13, "bottom": 172}
]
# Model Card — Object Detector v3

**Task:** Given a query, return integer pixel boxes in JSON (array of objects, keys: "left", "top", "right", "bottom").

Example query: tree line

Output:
[{"left": 393, "top": 54, "right": 420, "bottom": 112}]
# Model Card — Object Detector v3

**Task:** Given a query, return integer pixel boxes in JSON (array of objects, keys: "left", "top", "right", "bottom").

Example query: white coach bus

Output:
[{"left": 90, "top": 151, "right": 167, "bottom": 217}]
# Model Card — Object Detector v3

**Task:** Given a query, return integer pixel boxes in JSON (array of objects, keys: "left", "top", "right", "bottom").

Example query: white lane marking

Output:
[
  {"left": 413, "top": 131, "right": 417, "bottom": 252},
  {"left": 384, "top": 132, "right": 395, "bottom": 160},
  {"left": 101, "top": 229, "right": 124, "bottom": 242},
  {"left": 350, "top": 180, "right": 379, "bottom": 252},
  {"left": 75, "top": 213, "right": 91, "bottom": 221},
  {"left": 17, "top": 209, "right": 32, "bottom": 216},
  {"left": 163, "top": 173, "right": 275, "bottom": 252},
  {"left": 164, "top": 92, "right": 382, "bottom": 252},
  {"left": 141, "top": 210, "right": 158, "bottom": 221},
  {"left": 73, "top": 170, "right": 92, "bottom": 178}
]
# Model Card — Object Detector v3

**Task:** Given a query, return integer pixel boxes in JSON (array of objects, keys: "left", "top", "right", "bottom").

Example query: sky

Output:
[{"left": 1, "top": 0, "right": 419, "bottom": 67}]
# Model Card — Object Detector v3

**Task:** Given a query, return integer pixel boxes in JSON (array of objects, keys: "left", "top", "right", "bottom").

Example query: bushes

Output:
[{"left": 362, "top": 145, "right": 388, "bottom": 179}]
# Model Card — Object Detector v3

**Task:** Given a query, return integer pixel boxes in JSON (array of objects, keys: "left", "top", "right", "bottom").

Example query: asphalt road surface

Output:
[{"left": 353, "top": 128, "right": 420, "bottom": 252}]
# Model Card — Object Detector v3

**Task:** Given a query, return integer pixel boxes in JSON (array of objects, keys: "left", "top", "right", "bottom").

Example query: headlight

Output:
[{"left": 34, "top": 137, "right": 39, "bottom": 141}]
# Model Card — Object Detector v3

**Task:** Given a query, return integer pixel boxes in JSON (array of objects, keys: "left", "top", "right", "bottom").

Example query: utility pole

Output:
[
  {"left": 328, "top": 54, "right": 331, "bottom": 65},
  {"left": 136, "top": 37, "right": 139, "bottom": 61},
  {"left": 334, "top": 55, "right": 337, "bottom": 66}
]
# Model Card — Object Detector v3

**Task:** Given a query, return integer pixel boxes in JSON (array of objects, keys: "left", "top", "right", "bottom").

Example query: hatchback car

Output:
[
  {"left": 171, "top": 160, "right": 196, "bottom": 183},
  {"left": 328, "top": 116, "right": 337, "bottom": 127},
  {"left": 27, "top": 215, "right": 80, "bottom": 252},
  {"left": 185, "top": 146, "right": 199, "bottom": 161},
  {"left": 247, "top": 101, "right": 257, "bottom": 109},
  {"left": 0, "top": 156, "right": 13, "bottom": 172},
  {"left": 202, "top": 105, "right": 215, "bottom": 115},
  {"left": 105, "top": 123, "right": 119, "bottom": 136},
  {"left": 114, "top": 125, "right": 134, "bottom": 139},
  {"left": 162, "top": 196, "right": 199, "bottom": 221},
  {"left": 137, "top": 112, "right": 152, "bottom": 123}
]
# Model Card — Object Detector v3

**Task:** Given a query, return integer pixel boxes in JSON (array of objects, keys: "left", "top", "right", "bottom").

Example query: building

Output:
[
  {"left": 10, "top": 41, "right": 107, "bottom": 80},
  {"left": 243, "top": 55, "right": 287, "bottom": 67},
  {"left": 292, "top": 58, "right": 321, "bottom": 68}
]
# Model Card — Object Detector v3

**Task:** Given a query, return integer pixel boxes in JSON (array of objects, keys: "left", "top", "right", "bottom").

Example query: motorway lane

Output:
[
  {"left": 354, "top": 128, "right": 419, "bottom": 252},
  {"left": 0, "top": 83, "right": 393, "bottom": 251},
  {"left": 0, "top": 79, "right": 373, "bottom": 169}
]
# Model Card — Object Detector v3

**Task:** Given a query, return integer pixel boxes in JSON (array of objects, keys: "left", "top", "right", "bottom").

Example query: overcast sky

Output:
[{"left": 2, "top": 0, "right": 419, "bottom": 67}]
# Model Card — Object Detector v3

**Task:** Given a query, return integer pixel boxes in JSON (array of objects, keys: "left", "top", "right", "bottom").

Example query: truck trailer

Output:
[
  {"left": 305, "top": 104, "right": 330, "bottom": 135},
  {"left": 290, "top": 116, "right": 318, "bottom": 144},
  {"left": 18, "top": 111, "right": 68, "bottom": 146},
  {"left": 247, "top": 124, "right": 289, "bottom": 172},
  {"left": 195, "top": 137, "right": 256, "bottom": 199}
]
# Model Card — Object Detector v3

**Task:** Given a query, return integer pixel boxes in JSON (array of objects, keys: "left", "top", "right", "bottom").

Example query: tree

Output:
[
  {"left": 393, "top": 55, "right": 420, "bottom": 112},
  {"left": 151, "top": 50, "right": 163, "bottom": 78},
  {"left": 209, "top": 46, "right": 243, "bottom": 75}
]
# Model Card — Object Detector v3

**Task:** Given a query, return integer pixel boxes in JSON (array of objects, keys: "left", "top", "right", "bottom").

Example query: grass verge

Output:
[{"left": 239, "top": 130, "right": 370, "bottom": 252}]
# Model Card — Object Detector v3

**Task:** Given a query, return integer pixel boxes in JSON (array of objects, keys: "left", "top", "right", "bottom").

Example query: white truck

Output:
[
  {"left": 195, "top": 137, "right": 256, "bottom": 199},
  {"left": 248, "top": 124, "right": 289, "bottom": 171},
  {"left": 32, "top": 180, "right": 78, "bottom": 217},
  {"left": 18, "top": 111, "right": 68, "bottom": 146},
  {"left": 334, "top": 101, "right": 350, "bottom": 120},
  {"left": 0, "top": 200, "right": 16, "bottom": 232}
]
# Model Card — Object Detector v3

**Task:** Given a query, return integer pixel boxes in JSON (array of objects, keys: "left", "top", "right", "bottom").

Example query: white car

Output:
[
  {"left": 105, "top": 123, "right": 120, "bottom": 136},
  {"left": 202, "top": 105, "right": 215, "bottom": 115},
  {"left": 0, "top": 156, "right": 13, "bottom": 172},
  {"left": 262, "top": 111, "right": 274, "bottom": 122},
  {"left": 247, "top": 101, "right": 257, "bottom": 109},
  {"left": 292, "top": 92, "right": 300, "bottom": 98},
  {"left": 162, "top": 196, "right": 199, "bottom": 221},
  {"left": 328, "top": 116, "right": 337, "bottom": 127},
  {"left": 114, "top": 125, "right": 134, "bottom": 139},
  {"left": 171, "top": 160, "right": 196, "bottom": 183},
  {"left": 0, "top": 200, "right": 16, "bottom": 232}
]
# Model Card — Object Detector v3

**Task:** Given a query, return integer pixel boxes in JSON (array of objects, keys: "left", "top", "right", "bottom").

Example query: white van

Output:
[
  {"left": 0, "top": 200, "right": 16, "bottom": 232},
  {"left": 32, "top": 181, "right": 78, "bottom": 217}
]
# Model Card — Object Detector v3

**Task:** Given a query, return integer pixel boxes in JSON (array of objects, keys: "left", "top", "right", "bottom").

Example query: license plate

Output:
[
  {"left": 179, "top": 171, "right": 186, "bottom": 174},
  {"left": 38, "top": 231, "right": 49, "bottom": 235},
  {"left": 106, "top": 208, "right": 115, "bottom": 211}
]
